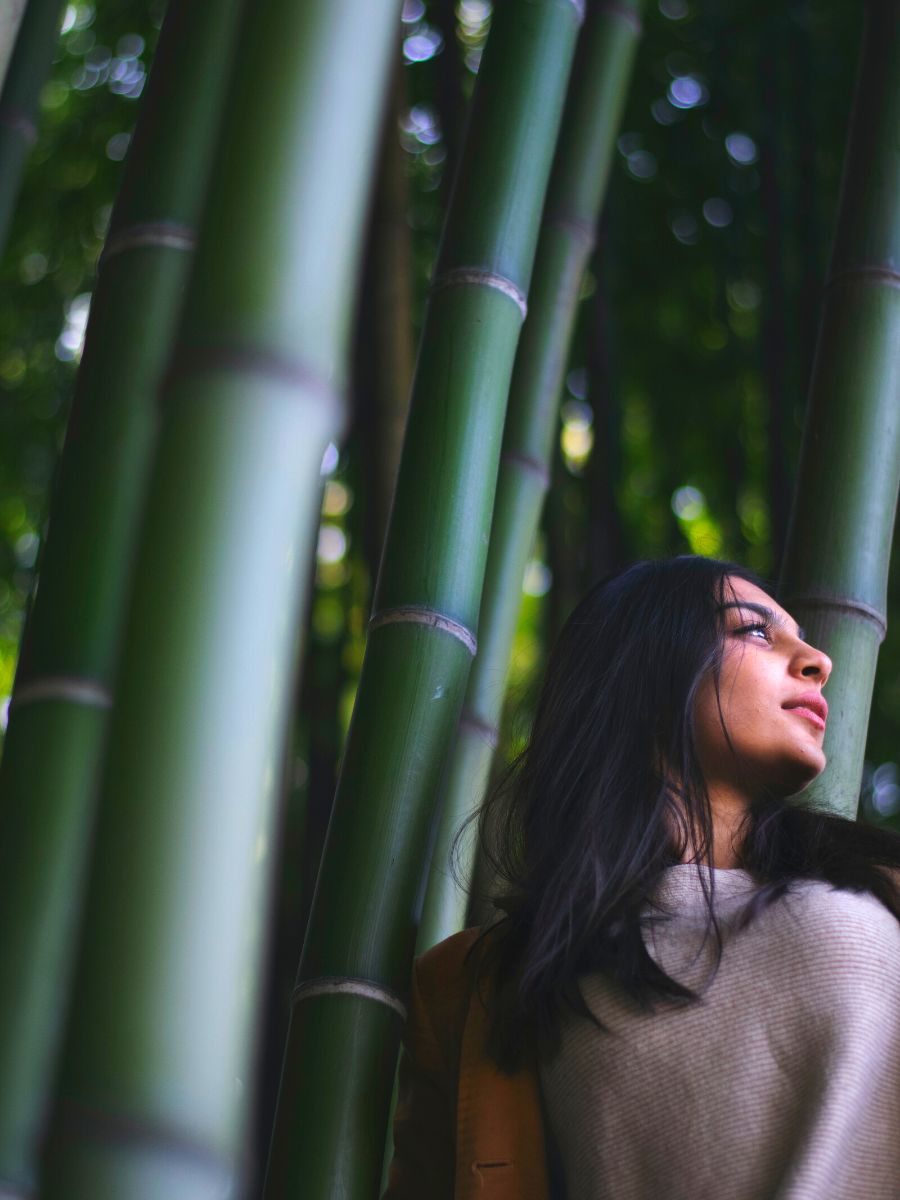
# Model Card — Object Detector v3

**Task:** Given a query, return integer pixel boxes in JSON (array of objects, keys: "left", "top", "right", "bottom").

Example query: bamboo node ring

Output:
[
  {"left": 101, "top": 221, "right": 197, "bottom": 266},
  {"left": 368, "top": 605, "right": 477, "bottom": 656},
  {"left": 292, "top": 977, "right": 407, "bottom": 1021},
  {"left": 782, "top": 592, "right": 887, "bottom": 642},
  {"left": 460, "top": 709, "right": 500, "bottom": 749},
  {"left": 53, "top": 1099, "right": 238, "bottom": 1185},
  {"left": 432, "top": 268, "right": 528, "bottom": 321},
  {"left": 824, "top": 264, "right": 900, "bottom": 294},
  {"left": 10, "top": 676, "right": 113, "bottom": 713},
  {"left": 501, "top": 449, "right": 551, "bottom": 487},
  {"left": 164, "top": 341, "right": 338, "bottom": 403}
]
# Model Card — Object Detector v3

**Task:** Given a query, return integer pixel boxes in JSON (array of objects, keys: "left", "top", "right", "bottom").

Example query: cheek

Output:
[
  {"left": 711, "top": 661, "right": 826, "bottom": 787},
  {"left": 696, "top": 657, "right": 779, "bottom": 754},
  {"left": 692, "top": 679, "right": 725, "bottom": 751},
  {"left": 718, "top": 653, "right": 775, "bottom": 727},
  {"left": 698, "top": 657, "right": 760, "bottom": 737}
]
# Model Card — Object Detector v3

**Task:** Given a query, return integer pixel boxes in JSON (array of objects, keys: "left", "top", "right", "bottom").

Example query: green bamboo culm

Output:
[
  {"left": 37, "top": 2, "right": 398, "bottom": 1197},
  {"left": 264, "top": 4, "right": 582, "bottom": 1197},
  {"left": 0, "top": 0, "right": 63, "bottom": 258},
  {"left": 0, "top": 0, "right": 28, "bottom": 95},
  {"left": 778, "top": 0, "right": 900, "bottom": 820},
  {"left": 419, "top": 0, "right": 643, "bottom": 951},
  {"left": 0, "top": 1, "right": 243, "bottom": 1194}
]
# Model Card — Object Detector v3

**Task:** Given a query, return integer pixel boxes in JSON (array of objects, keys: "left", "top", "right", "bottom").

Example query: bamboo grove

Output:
[{"left": 0, "top": 1, "right": 897, "bottom": 1197}]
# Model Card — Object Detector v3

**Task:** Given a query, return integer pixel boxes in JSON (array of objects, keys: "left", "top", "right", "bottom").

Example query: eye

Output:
[{"left": 735, "top": 622, "right": 771, "bottom": 643}]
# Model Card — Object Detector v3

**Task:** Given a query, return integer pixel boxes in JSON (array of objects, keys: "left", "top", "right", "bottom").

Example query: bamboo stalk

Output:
[
  {"left": 778, "top": 0, "right": 900, "bottom": 820},
  {"left": 0, "top": 1, "right": 242, "bottom": 1194},
  {"left": 584, "top": 227, "right": 626, "bottom": 584},
  {"left": 38, "top": 2, "right": 398, "bottom": 1197},
  {"left": 0, "top": 0, "right": 27, "bottom": 95},
  {"left": 419, "top": 0, "right": 642, "bottom": 950},
  {"left": 359, "top": 52, "right": 415, "bottom": 564},
  {"left": 263, "top": 3, "right": 582, "bottom": 1197},
  {"left": 759, "top": 35, "right": 792, "bottom": 571},
  {"left": 0, "top": 0, "right": 63, "bottom": 258}
]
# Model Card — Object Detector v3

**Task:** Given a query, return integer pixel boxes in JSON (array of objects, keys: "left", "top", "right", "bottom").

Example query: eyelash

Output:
[{"left": 734, "top": 621, "right": 772, "bottom": 643}]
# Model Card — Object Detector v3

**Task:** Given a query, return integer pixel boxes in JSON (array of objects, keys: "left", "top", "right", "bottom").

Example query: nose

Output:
[{"left": 797, "top": 640, "right": 832, "bottom": 686}]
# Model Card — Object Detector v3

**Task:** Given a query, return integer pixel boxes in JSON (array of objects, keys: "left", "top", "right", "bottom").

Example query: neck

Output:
[{"left": 681, "top": 782, "right": 752, "bottom": 869}]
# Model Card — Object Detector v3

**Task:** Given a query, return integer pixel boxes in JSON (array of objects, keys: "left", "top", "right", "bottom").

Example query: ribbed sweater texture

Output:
[{"left": 538, "top": 866, "right": 900, "bottom": 1200}]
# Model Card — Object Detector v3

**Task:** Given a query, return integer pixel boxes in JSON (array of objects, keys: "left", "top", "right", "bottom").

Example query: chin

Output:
[{"left": 779, "top": 750, "right": 827, "bottom": 796}]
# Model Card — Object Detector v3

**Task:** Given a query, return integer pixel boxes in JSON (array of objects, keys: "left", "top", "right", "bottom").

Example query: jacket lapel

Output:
[{"left": 454, "top": 977, "right": 550, "bottom": 1200}]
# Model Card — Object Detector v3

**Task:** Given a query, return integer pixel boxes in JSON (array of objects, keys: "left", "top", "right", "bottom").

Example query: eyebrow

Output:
[{"left": 717, "top": 600, "right": 805, "bottom": 642}]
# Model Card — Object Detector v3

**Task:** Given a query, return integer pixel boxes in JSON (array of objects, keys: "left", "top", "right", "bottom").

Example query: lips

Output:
[{"left": 783, "top": 691, "right": 828, "bottom": 731}]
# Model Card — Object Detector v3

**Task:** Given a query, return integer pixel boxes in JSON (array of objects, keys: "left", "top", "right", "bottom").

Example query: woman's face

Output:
[{"left": 693, "top": 576, "right": 832, "bottom": 799}]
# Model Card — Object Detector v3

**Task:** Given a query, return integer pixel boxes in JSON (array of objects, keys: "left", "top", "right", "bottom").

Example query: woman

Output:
[{"left": 383, "top": 557, "right": 900, "bottom": 1200}]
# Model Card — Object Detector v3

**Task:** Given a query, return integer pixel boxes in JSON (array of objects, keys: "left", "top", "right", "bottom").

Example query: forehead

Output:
[{"left": 721, "top": 576, "right": 802, "bottom": 635}]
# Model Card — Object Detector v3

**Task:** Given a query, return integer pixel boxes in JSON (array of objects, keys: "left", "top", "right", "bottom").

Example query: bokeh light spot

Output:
[
  {"left": 320, "top": 443, "right": 339, "bottom": 475},
  {"left": 317, "top": 525, "right": 347, "bottom": 565},
  {"left": 403, "top": 27, "right": 444, "bottom": 63},
  {"left": 627, "top": 150, "right": 658, "bottom": 181},
  {"left": 670, "top": 212, "right": 699, "bottom": 245},
  {"left": 522, "top": 560, "right": 552, "bottom": 597},
  {"left": 702, "top": 197, "right": 733, "bottom": 228},
  {"left": 725, "top": 131, "right": 758, "bottom": 165},
  {"left": 105, "top": 132, "right": 130, "bottom": 161},
  {"left": 672, "top": 485, "right": 705, "bottom": 520},
  {"left": 668, "top": 76, "right": 708, "bottom": 110}
]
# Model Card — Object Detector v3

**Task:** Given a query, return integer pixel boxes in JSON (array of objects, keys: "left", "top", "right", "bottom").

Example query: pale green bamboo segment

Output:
[
  {"left": 0, "top": 0, "right": 63, "bottom": 257},
  {"left": 419, "top": 0, "right": 643, "bottom": 950},
  {"left": 0, "top": 0, "right": 27, "bottom": 93},
  {"left": 265, "top": 4, "right": 582, "bottom": 1198},
  {"left": 779, "top": 0, "right": 900, "bottom": 820},
  {"left": 419, "top": 713, "right": 495, "bottom": 946},
  {"left": 39, "top": 2, "right": 398, "bottom": 1198},
  {"left": 0, "top": 2, "right": 242, "bottom": 1195}
]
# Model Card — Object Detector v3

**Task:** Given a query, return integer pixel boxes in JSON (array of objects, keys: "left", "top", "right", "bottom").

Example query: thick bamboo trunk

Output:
[
  {"left": 779, "top": 0, "right": 900, "bottom": 819},
  {"left": 0, "top": 0, "right": 27, "bottom": 94},
  {"left": 0, "top": 0, "right": 62, "bottom": 258},
  {"left": 38, "top": 2, "right": 398, "bottom": 1197},
  {"left": 419, "top": 0, "right": 642, "bottom": 951},
  {"left": 0, "top": 1, "right": 242, "bottom": 1194},
  {"left": 263, "top": 4, "right": 582, "bottom": 1196}
]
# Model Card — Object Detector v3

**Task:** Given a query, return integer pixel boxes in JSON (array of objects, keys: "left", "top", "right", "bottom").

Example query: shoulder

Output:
[
  {"left": 773, "top": 811, "right": 900, "bottom": 951},
  {"left": 784, "top": 877, "right": 900, "bottom": 937},
  {"left": 777, "top": 879, "right": 900, "bottom": 989}
]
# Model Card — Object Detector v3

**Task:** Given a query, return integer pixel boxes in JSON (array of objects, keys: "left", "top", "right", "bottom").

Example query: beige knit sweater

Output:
[{"left": 538, "top": 866, "right": 900, "bottom": 1200}]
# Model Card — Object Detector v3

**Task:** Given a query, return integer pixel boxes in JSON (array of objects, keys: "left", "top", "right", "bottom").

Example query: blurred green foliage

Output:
[
  {"left": 1, "top": 0, "right": 897, "bottom": 823},
  {"left": 0, "top": 0, "right": 160, "bottom": 700}
]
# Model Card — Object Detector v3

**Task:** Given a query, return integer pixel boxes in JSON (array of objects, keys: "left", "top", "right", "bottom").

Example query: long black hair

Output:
[{"left": 464, "top": 556, "right": 900, "bottom": 1072}]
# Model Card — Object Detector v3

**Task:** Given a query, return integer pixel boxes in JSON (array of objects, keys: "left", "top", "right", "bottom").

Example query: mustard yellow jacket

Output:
[{"left": 383, "top": 927, "right": 559, "bottom": 1200}]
